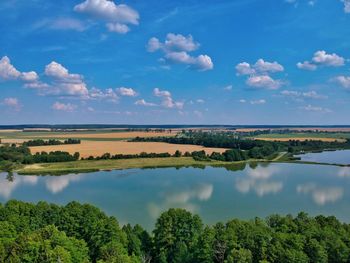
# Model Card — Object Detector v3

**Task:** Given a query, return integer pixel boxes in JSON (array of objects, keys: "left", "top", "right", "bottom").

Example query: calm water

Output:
[
  {"left": 1, "top": 162, "right": 350, "bottom": 230},
  {"left": 296, "top": 150, "right": 350, "bottom": 165}
]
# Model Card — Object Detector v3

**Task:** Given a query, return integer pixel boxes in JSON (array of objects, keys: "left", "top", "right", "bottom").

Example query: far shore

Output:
[{"left": 15, "top": 153, "right": 350, "bottom": 176}]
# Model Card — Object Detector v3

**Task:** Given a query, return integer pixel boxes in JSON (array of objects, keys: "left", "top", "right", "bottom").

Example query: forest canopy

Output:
[{"left": 0, "top": 200, "right": 349, "bottom": 263}]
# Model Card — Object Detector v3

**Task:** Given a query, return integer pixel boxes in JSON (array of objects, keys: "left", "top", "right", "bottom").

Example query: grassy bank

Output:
[
  {"left": 17, "top": 157, "right": 227, "bottom": 175},
  {"left": 16, "top": 152, "right": 291, "bottom": 175},
  {"left": 14, "top": 152, "right": 348, "bottom": 175}
]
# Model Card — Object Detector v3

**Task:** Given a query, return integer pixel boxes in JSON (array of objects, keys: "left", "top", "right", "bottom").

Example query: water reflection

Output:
[
  {"left": 0, "top": 173, "right": 38, "bottom": 199},
  {"left": 235, "top": 165, "right": 283, "bottom": 196},
  {"left": 147, "top": 183, "right": 213, "bottom": 219},
  {"left": 45, "top": 174, "right": 85, "bottom": 194},
  {"left": 1, "top": 163, "right": 350, "bottom": 228},
  {"left": 338, "top": 167, "right": 350, "bottom": 177},
  {"left": 297, "top": 183, "right": 344, "bottom": 205}
]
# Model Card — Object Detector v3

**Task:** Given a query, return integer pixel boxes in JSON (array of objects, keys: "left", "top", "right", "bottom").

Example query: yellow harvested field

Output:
[
  {"left": 0, "top": 129, "right": 22, "bottom": 133},
  {"left": 0, "top": 138, "right": 28, "bottom": 144},
  {"left": 28, "top": 131, "right": 176, "bottom": 139},
  {"left": 254, "top": 137, "right": 344, "bottom": 142},
  {"left": 29, "top": 141, "right": 227, "bottom": 158}
]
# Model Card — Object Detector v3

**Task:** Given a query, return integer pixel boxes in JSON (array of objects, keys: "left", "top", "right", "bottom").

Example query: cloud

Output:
[
  {"left": 89, "top": 87, "right": 119, "bottom": 102},
  {"left": 74, "top": 0, "right": 139, "bottom": 34},
  {"left": 106, "top": 22, "right": 129, "bottom": 34},
  {"left": 312, "top": 50, "right": 345, "bottom": 66},
  {"left": 246, "top": 75, "right": 283, "bottom": 90},
  {"left": 236, "top": 59, "right": 284, "bottom": 76},
  {"left": 297, "top": 183, "right": 343, "bottom": 205},
  {"left": 52, "top": 102, "right": 77, "bottom": 112},
  {"left": 21, "top": 71, "right": 39, "bottom": 82},
  {"left": 0, "top": 56, "right": 21, "bottom": 80},
  {"left": 0, "top": 56, "right": 134, "bottom": 104},
  {"left": 135, "top": 99, "right": 156, "bottom": 107},
  {"left": 1, "top": 97, "right": 21, "bottom": 111},
  {"left": 281, "top": 90, "right": 327, "bottom": 100},
  {"left": 236, "top": 59, "right": 285, "bottom": 90},
  {"left": 148, "top": 33, "right": 200, "bottom": 53},
  {"left": 153, "top": 88, "right": 184, "bottom": 109},
  {"left": 297, "top": 50, "right": 345, "bottom": 70},
  {"left": 239, "top": 99, "right": 247, "bottom": 103},
  {"left": 0, "top": 56, "right": 39, "bottom": 83},
  {"left": 43, "top": 61, "right": 89, "bottom": 96},
  {"left": 250, "top": 99, "right": 266, "bottom": 105},
  {"left": 332, "top": 76, "right": 350, "bottom": 89},
  {"left": 299, "top": 104, "right": 332, "bottom": 113},
  {"left": 297, "top": 61, "right": 317, "bottom": 71},
  {"left": 341, "top": 0, "right": 350, "bottom": 13},
  {"left": 147, "top": 33, "right": 213, "bottom": 71},
  {"left": 117, "top": 87, "right": 137, "bottom": 97}
]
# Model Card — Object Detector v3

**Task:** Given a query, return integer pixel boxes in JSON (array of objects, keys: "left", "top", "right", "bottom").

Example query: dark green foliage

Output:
[
  {"left": 132, "top": 132, "right": 350, "bottom": 155},
  {"left": 0, "top": 145, "right": 80, "bottom": 168},
  {"left": 23, "top": 138, "right": 81, "bottom": 147},
  {"left": 153, "top": 208, "right": 203, "bottom": 263},
  {"left": 1, "top": 202, "right": 350, "bottom": 263},
  {"left": 0, "top": 200, "right": 133, "bottom": 262}
]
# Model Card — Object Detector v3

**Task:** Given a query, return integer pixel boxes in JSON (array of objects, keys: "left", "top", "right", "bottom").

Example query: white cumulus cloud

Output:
[
  {"left": 147, "top": 33, "right": 213, "bottom": 71},
  {"left": 297, "top": 50, "right": 345, "bottom": 70},
  {"left": 153, "top": 88, "right": 184, "bottom": 109},
  {"left": 74, "top": 0, "right": 139, "bottom": 34},
  {"left": 117, "top": 87, "right": 137, "bottom": 97},
  {"left": 236, "top": 59, "right": 285, "bottom": 90},
  {"left": 52, "top": 102, "right": 77, "bottom": 112},
  {"left": 332, "top": 76, "right": 350, "bottom": 89},
  {"left": 1, "top": 97, "right": 21, "bottom": 111},
  {"left": 246, "top": 75, "right": 283, "bottom": 90},
  {"left": 135, "top": 99, "right": 156, "bottom": 107}
]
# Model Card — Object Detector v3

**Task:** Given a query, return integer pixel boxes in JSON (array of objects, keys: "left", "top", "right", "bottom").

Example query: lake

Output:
[
  {"left": 296, "top": 149, "right": 350, "bottom": 165},
  {"left": 1, "top": 161, "right": 350, "bottom": 230}
]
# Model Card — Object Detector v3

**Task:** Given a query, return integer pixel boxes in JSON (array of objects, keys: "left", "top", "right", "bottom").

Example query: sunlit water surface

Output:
[
  {"left": 296, "top": 149, "right": 350, "bottom": 165},
  {"left": 1, "top": 161, "right": 350, "bottom": 230}
]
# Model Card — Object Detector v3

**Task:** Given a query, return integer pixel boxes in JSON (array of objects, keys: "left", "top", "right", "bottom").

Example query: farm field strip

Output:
[{"left": 29, "top": 140, "right": 228, "bottom": 158}]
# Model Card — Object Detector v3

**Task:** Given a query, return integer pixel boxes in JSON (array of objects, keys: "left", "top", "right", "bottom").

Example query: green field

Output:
[
  {"left": 17, "top": 157, "right": 226, "bottom": 175},
  {"left": 253, "top": 132, "right": 350, "bottom": 140}
]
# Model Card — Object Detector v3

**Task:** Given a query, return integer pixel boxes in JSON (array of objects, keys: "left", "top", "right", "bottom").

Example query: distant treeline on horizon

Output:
[{"left": 1, "top": 124, "right": 350, "bottom": 130}]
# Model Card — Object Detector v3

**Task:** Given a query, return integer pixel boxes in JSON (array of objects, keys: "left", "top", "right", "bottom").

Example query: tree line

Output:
[
  {"left": 23, "top": 138, "right": 81, "bottom": 147},
  {"left": 0, "top": 144, "right": 80, "bottom": 171},
  {"left": 1, "top": 200, "right": 349, "bottom": 263},
  {"left": 131, "top": 132, "right": 350, "bottom": 154}
]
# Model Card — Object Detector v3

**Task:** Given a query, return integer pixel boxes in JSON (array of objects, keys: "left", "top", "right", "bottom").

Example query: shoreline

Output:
[{"left": 14, "top": 154, "right": 350, "bottom": 176}]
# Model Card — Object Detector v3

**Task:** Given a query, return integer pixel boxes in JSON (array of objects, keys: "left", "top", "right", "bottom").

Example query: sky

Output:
[{"left": 0, "top": 0, "right": 350, "bottom": 125}]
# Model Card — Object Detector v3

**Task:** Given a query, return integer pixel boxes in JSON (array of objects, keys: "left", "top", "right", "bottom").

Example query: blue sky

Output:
[{"left": 0, "top": 0, "right": 350, "bottom": 125}]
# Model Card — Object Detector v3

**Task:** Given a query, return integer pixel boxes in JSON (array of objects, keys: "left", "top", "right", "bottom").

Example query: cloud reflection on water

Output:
[
  {"left": 297, "top": 183, "right": 344, "bottom": 205},
  {"left": 0, "top": 173, "right": 38, "bottom": 199},
  {"left": 45, "top": 174, "right": 85, "bottom": 194},
  {"left": 235, "top": 165, "right": 283, "bottom": 197},
  {"left": 0, "top": 173, "right": 86, "bottom": 198},
  {"left": 338, "top": 167, "right": 350, "bottom": 177},
  {"left": 147, "top": 183, "right": 213, "bottom": 219}
]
